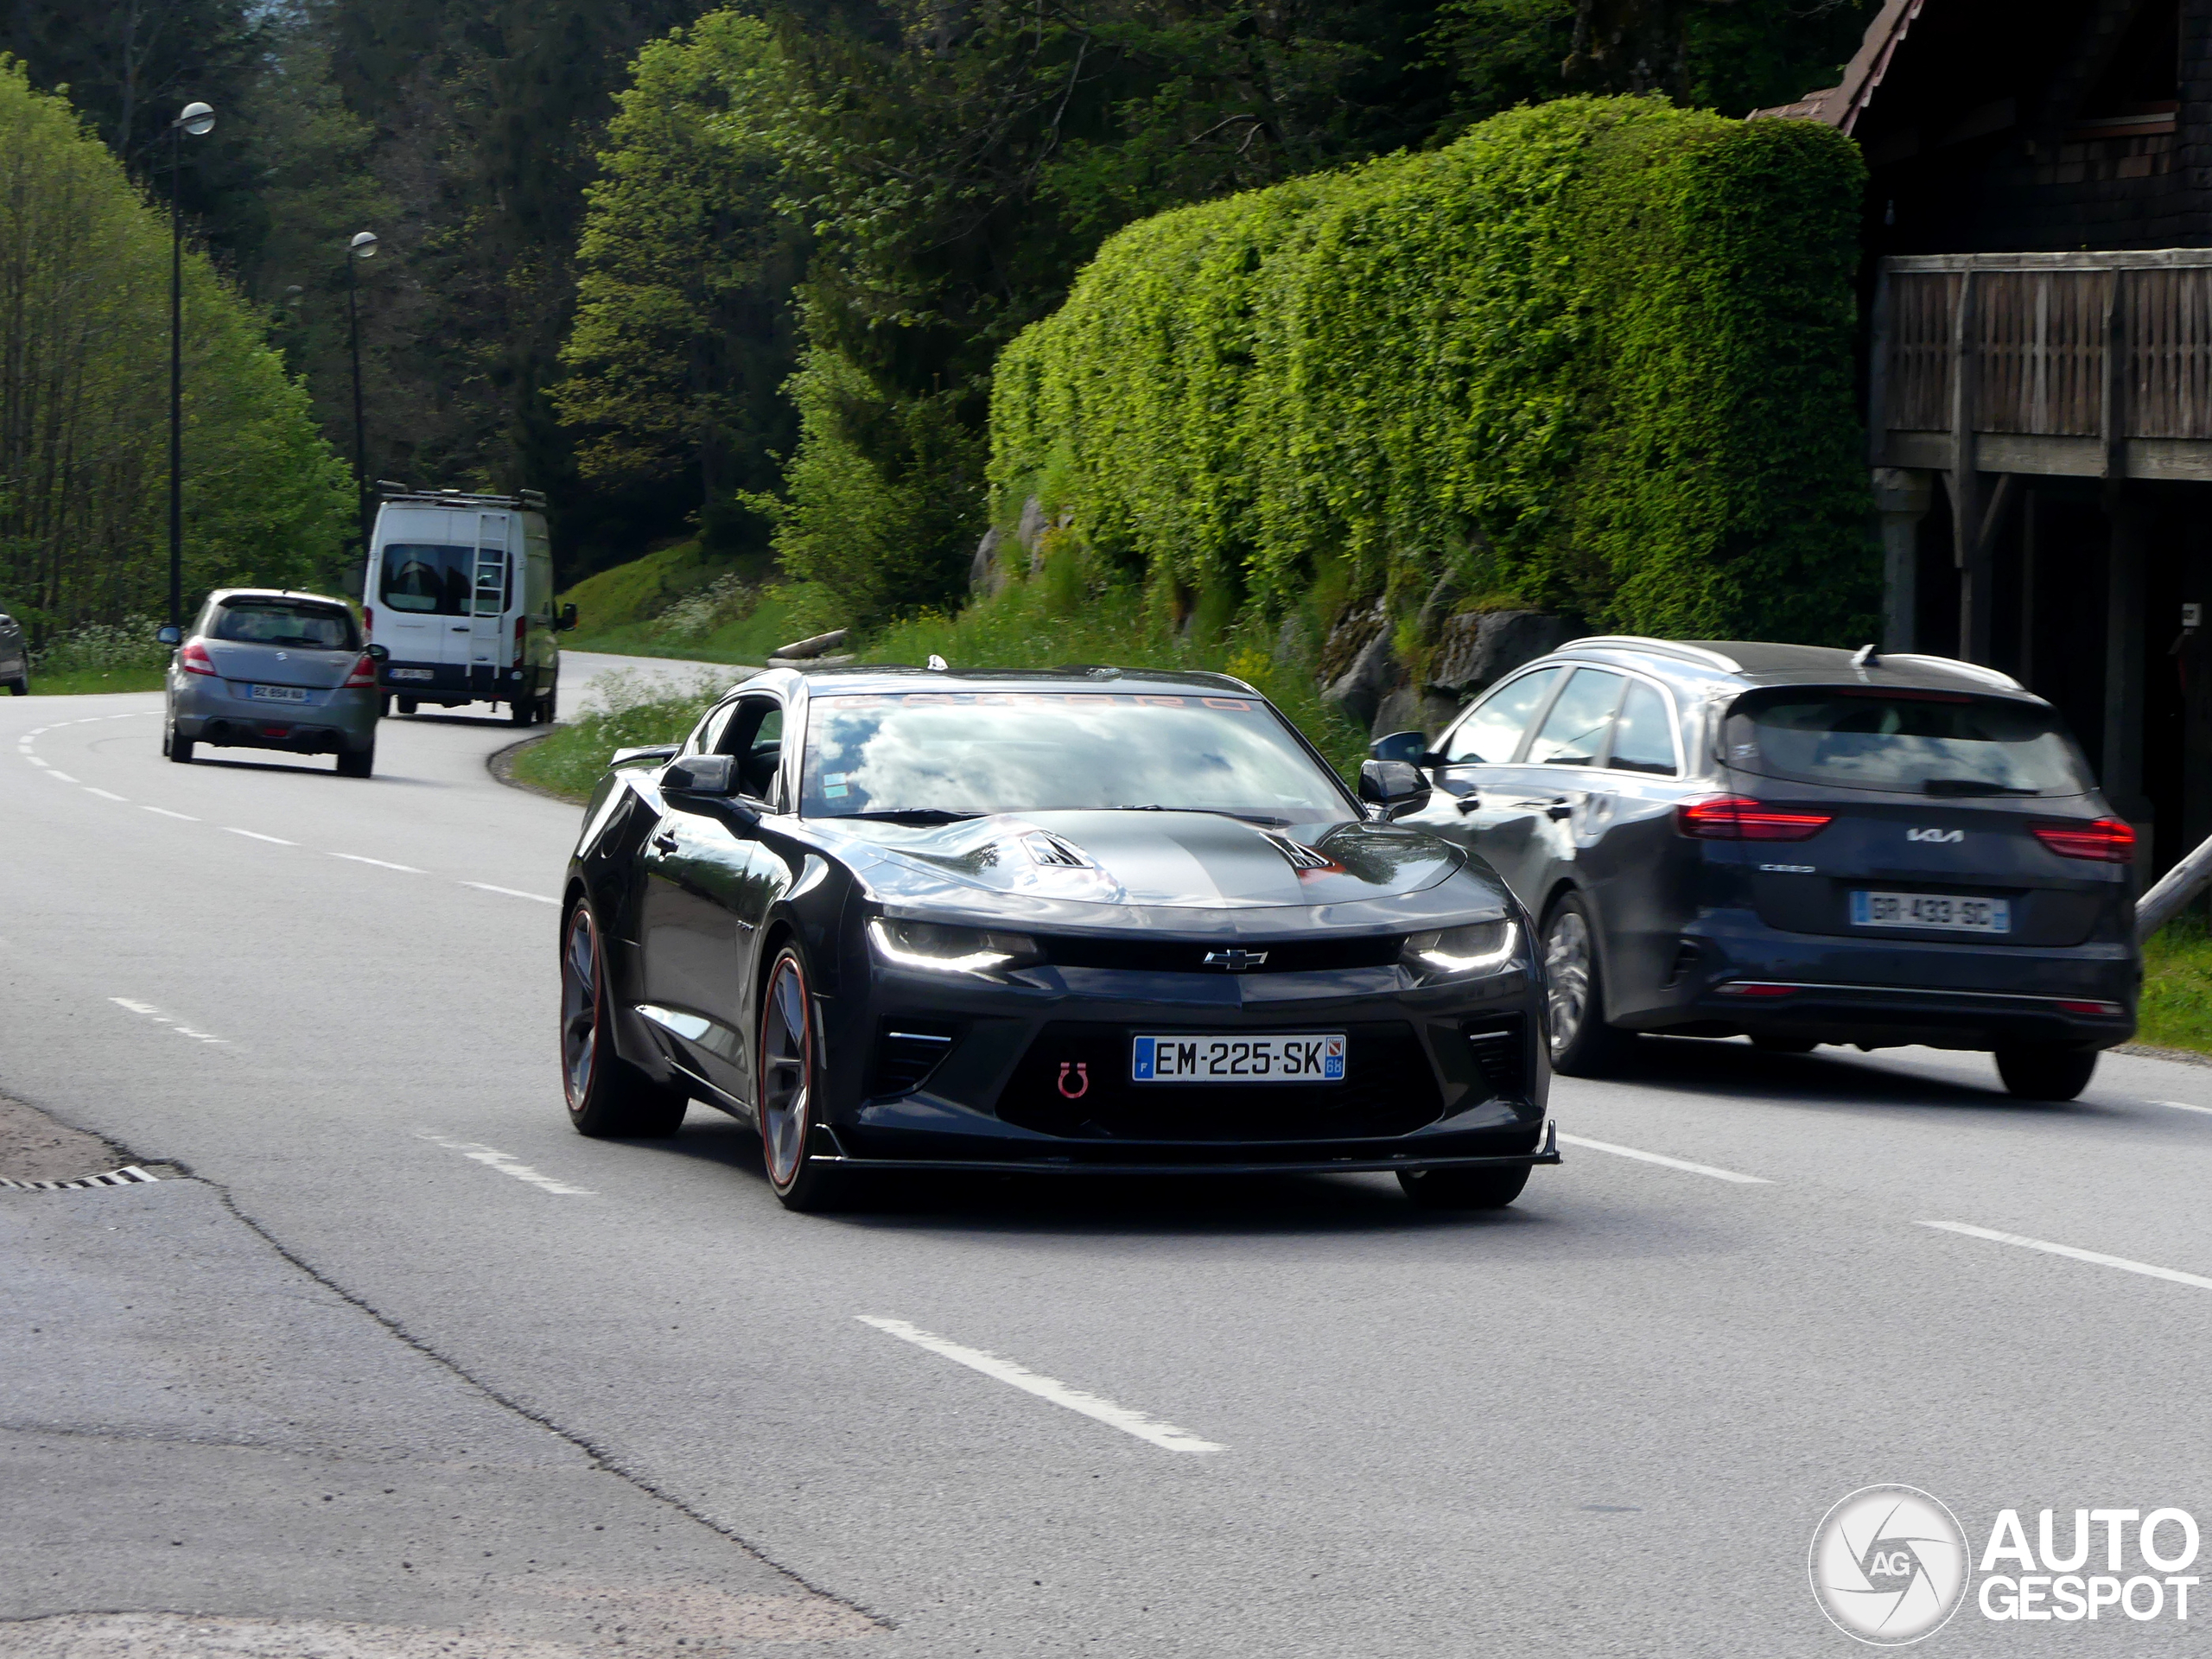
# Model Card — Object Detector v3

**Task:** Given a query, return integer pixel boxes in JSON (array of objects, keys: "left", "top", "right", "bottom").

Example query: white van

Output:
[{"left": 363, "top": 489, "right": 573, "bottom": 724}]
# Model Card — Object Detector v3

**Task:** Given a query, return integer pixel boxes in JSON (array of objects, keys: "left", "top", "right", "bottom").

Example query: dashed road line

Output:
[
  {"left": 332, "top": 853, "right": 424, "bottom": 873},
  {"left": 224, "top": 828, "right": 296, "bottom": 846},
  {"left": 1921, "top": 1219, "right": 2212, "bottom": 1294},
  {"left": 2148, "top": 1098, "right": 2212, "bottom": 1117},
  {"left": 856, "top": 1314, "right": 1226, "bottom": 1453},
  {"left": 413, "top": 1129, "right": 594, "bottom": 1195},
  {"left": 463, "top": 881, "right": 559, "bottom": 906},
  {"left": 83, "top": 787, "right": 127, "bottom": 802},
  {"left": 43, "top": 769, "right": 73, "bottom": 782},
  {"left": 1557, "top": 1133, "right": 1770, "bottom": 1185},
  {"left": 142, "top": 806, "right": 198, "bottom": 821},
  {"left": 109, "top": 997, "right": 228, "bottom": 1045}
]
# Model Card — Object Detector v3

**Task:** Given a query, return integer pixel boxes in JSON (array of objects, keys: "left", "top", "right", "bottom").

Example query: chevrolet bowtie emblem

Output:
[{"left": 1203, "top": 948, "right": 1268, "bottom": 971}]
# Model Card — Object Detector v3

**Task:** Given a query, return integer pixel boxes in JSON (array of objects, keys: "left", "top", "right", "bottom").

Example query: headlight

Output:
[
  {"left": 1401, "top": 919, "right": 1519, "bottom": 978},
  {"left": 868, "top": 918, "right": 1043, "bottom": 975}
]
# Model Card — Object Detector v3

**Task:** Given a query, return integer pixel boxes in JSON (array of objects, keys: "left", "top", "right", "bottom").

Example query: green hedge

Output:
[{"left": 988, "top": 96, "right": 1872, "bottom": 639}]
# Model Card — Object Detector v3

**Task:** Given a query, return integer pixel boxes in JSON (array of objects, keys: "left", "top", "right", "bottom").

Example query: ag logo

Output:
[
  {"left": 1907, "top": 828, "right": 1963, "bottom": 843},
  {"left": 1809, "top": 1484, "right": 1970, "bottom": 1645}
]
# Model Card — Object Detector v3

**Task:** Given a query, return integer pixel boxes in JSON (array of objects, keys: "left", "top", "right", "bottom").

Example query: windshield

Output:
[
  {"left": 1726, "top": 689, "right": 2093, "bottom": 796},
  {"left": 801, "top": 691, "right": 1353, "bottom": 826},
  {"left": 211, "top": 601, "right": 358, "bottom": 650},
  {"left": 378, "top": 543, "right": 501, "bottom": 616}
]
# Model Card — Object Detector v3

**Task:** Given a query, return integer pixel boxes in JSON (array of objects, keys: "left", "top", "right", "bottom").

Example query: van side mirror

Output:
[
  {"left": 559, "top": 603, "right": 578, "bottom": 632},
  {"left": 365, "top": 644, "right": 389, "bottom": 663},
  {"left": 341, "top": 566, "right": 365, "bottom": 598},
  {"left": 1358, "top": 759, "right": 1431, "bottom": 815},
  {"left": 156, "top": 625, "right": 181, "bottom": 646}
]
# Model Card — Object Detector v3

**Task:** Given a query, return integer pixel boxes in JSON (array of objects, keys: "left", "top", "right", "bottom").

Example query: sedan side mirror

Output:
[
  {"left": 559, "top": 603, "right": 578, "bottom": 632},
  {"left": 365, "top": 644, "right": 389, "bottom": 663},
  {"left": 156, "top": 625, "right": 181, "bottom": 646},
  {"left": 1359, "top": 759, "right": 1431, "bottom": 815},
  {"left": 664, "top": 753, "right": 736, "bottom": 796}
]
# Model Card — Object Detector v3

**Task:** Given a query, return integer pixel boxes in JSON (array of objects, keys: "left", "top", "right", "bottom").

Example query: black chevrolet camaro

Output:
[{"left": 558, "top": 665, "right": 1555, "bottom": 1211}]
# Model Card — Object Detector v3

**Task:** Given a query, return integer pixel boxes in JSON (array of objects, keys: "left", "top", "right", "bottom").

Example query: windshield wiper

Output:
[
  {"left": 1922, "top": 779, "right": 2041, "bottom": 797},
  {"left": 1114, "top": 805, "right": 1294, "bottom": 827},
  {"left": 837, "top": 808, "right": 988, "bottom": 824}
]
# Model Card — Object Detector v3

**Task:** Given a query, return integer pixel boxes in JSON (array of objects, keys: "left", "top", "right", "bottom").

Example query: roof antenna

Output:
[
  {"left": 926, "top": 654, "right": 948, "bottom": 671},
  {"left": 1851, "top": 644, "right": 1880, "bottom": 668}
]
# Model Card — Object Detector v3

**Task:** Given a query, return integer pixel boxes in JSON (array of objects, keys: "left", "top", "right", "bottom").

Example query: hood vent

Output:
[
  {"left": 1022, "top": 830, "right": 1093, "bottom": 868},
  {"left": 1261, "top": 831, "right": 1336, "bottom": 871}
]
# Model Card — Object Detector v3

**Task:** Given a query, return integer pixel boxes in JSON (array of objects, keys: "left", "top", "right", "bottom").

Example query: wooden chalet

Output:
[{"left": 1764, "top": 0, "right": 2212, "bottom": 869}]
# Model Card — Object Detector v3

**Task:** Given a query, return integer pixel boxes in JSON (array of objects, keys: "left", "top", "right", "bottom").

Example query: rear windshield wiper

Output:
[
  {"left": 836, "top": 808, "right": 988, "bottom": 824},
  {"left": 1922, "top": 779, "right": 2041, "bottom": 796}
]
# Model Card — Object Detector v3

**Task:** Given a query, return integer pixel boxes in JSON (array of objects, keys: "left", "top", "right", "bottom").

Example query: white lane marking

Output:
[
  {"left": 413, "top": 1129, "right": 594, "bottom": 1195},
  {"left": 142, "top": 806, "right": 198, "bottom": 821},
  {"left": 463, "top": 881, "right": 559, "bottom": 905},
  {"left": 332, "top": 853, "right": 424, "bottom": 873},
  {"left": 1557, "top": 1133, "right": 1770, "bottom": 1185},
  {"left": 44, "top": 770, "right": 75, "bottom": 783},
  {"left": 23, "top": 756, "right": 47, "bottom": 767},
  {"left": 83, "top": 788, "right": 127, "bottom": 802},
  {"left": 224, "top": 828, "right": 296, "bottom": 846},
  {"left": 108, "top": 996, "right": 227, "bottom": 1045},
  {"left": 856, "top": 1314, "right": 1226, "bottom": 1453},
  {"left": 1921, "top": 1219, "right": 2212, "bottom": 1294},
  {"left": 2148, "top": 1098, "right": 2212, "bottom": 1117}
]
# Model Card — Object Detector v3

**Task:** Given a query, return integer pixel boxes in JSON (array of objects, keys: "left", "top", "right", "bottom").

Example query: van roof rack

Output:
[{"left": 374, "top": 485, "right": 547, "bottom": 512}]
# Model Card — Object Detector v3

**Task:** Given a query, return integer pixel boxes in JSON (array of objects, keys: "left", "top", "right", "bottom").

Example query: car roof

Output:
[
  {"left": 741, "top": 664, "right": 1262, "bottom": 700},
  {"left": 1539, "top": 635, "right": 2038, "bottom": 701},
  {"left": 207, "top": 587, "right": 353, "bottom": 609}
]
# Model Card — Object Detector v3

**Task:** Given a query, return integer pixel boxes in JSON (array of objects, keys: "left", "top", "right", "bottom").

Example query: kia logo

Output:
[{"left": 1907, "top": 828, "right": 1963, "bottom": 843}]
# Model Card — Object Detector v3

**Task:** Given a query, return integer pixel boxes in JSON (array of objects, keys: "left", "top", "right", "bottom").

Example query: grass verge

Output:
[
  {"left": 510, "top": 670, "right": 729, "bottom": 803},
  {"left": 29, "top": 666, "right": 168, "bottom": 696},
  {"left": 2140, "top": 911, "right": 2212, "bottom": 1057}
]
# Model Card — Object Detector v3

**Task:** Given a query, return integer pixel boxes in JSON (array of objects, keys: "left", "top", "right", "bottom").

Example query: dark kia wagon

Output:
[{"left": 1370, "top": 637, "right": 2138, "bottom": 1101}]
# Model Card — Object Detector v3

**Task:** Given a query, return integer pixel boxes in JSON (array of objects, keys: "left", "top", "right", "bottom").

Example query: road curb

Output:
[
  {"left": 485, "top": 730, "right": 578, "bottom": 804},
  {"left": 2117, "top": 1039, "right": 2212, "bottom": 1069}
]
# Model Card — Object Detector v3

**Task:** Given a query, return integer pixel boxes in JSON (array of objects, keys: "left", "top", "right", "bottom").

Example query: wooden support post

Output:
[
  {"left": 2103, "top": 494, "right": 2152, "bottom": 856},
  {"left": 1949, "top": 270, "right": 1990, "bottom": 662},
  {"left": 1872, "top": 468, "right": 1933, "bottom": 652}
]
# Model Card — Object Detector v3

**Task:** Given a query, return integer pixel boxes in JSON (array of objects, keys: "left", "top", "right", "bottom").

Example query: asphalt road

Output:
[{"left": 6, "top": 656, "right": 2212, "bottom": 1656}]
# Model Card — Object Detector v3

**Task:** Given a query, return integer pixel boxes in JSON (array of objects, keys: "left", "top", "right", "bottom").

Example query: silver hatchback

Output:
[
  {"left": 0, "top": 609, "right": 26, "bottom": 695},
  {"left": 161, "top": 589, "right": 385, "bottom": 777}
]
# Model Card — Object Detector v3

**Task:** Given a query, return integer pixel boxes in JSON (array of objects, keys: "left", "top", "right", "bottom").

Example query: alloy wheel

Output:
[
  {"left": 760, "top": 951, "right": 812, "bottom": 1189},
  {"left": 561, "top": 905, "right": 601, "bottom": 1111},
  {"left": 1544, "top": 908, "right": 1592, "bottom": 1058}
]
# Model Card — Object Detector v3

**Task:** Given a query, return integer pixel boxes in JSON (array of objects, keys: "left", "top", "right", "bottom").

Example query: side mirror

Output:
[
  {"left": 156, "top": 625, "right": 181, "bottom": 646},
  {"left": 365, "top": 644, "right": 389, "bottom": 663},
  {"left": 559, "top": 603, "right": 578, "bottom": 632},
  {"left": 1370, "top": 730, "right": 1427, "bottom": 766},
  {"left": 1358, "top": 759, "right": 1431, "bottom": 814},
  {"left": 664, "top": 753, "right": 736, "bottom": 796},
  {"left": 341, "top": 566, "right": 365, "bottom": 598}
]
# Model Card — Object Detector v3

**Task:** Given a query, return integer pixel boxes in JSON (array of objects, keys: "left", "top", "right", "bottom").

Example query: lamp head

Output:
[
  {"left": 175, "top": 101, "right": 214, "bottom": 137},
  {"left": 349, "top": 231, "right": 378, "bottom": 259}
]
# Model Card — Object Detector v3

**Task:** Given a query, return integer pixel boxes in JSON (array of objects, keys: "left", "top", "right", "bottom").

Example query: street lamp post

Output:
[
  {"left": 346, "top": 231, "right": 378, "bottom": 559},
  {"left": 167, "top": 100, "right": 214, "bottom": 632}
]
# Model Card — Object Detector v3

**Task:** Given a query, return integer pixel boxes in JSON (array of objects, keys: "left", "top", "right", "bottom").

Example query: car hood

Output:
[{"left": 823, "top": 810, "right": 1465, "bottom": 912}]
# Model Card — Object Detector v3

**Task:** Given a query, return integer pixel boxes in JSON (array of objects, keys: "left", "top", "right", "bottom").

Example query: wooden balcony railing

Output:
[{"left": 1872, "top": 251, "right": 2212, "bottom": 480}]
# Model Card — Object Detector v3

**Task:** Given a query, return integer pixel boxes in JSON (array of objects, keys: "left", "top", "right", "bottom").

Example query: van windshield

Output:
[
  {"left": 379, "top": 544, "right": 481, "bottom": 616},
  {"left": 1726, "top": 689, "right": 2094, "bottom": 797}
]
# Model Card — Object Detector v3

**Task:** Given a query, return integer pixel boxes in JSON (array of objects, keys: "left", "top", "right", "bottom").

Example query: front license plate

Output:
[
  {"left": 1132, "top": 1033, "right": 1345, "bottom": 1084},
  {"left": 247, "top": 683, "right": 310, "bottom": 704},
  {"left": 389, "top": 667, "right": 434, "bottom": 681},
  {"left": 1850, "top": 891, "right": 2012, "bottom": 933}
]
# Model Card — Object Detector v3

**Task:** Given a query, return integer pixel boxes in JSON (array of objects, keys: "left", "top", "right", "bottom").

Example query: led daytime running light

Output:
[
  {"left": 868, "top": 918, "right": 1041, "bottom": 976},
  {"left": 1402, "top": 919, "right": 1519, "bottom": 976}
]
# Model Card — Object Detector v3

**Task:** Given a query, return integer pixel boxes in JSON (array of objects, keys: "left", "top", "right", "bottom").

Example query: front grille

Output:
[
  {"left": 868, "top": 1020, "right": 960, "bottom": 1096},
  {"left": 995, "top": 1020, "right": 1443, "bottom": 1141},
  {"left": 1463, "top": 1014, "right": 1529, "bottom": 1099},
  {"left": 1037, "top": 934, "right": 1402, "bottom": 975}
]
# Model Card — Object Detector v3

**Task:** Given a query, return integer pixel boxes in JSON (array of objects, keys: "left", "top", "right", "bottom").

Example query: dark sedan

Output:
[{"left": 559, "top": 665, "right": 1554, "bottom": 1211}]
